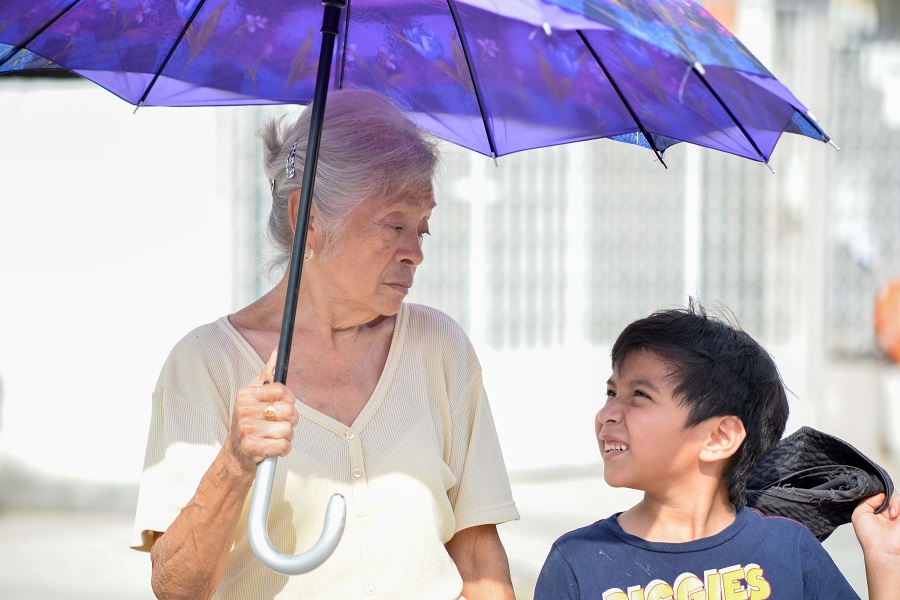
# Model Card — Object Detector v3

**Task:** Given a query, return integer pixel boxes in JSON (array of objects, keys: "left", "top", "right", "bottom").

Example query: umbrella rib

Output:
[
  {"left": 445, "top": 0, "right": 497, "bottom": 159},
  {"left": 337, "top": 0, "right": 351, "bottom": 89},
  {"left": 796, "top": 111, "right": 835, "bottom": 146},
  {"left": 577, "top": 31, "right": 667, "bottom": 169},
  {"left": 0, "top": 0, "right": 81, "bottom": 69},
  {"left": 135, "top": 0, "right": 209, "bottom": 109},
  {"left": 691, "top": 65, "right": 770, "bottom": 166}
]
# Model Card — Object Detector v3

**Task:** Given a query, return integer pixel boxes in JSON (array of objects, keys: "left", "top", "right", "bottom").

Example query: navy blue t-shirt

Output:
[{"left": 534, "top": 507, "right": 859, "bottom": 599}]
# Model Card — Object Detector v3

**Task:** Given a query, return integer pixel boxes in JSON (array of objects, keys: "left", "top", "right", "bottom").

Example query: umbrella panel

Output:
[{"left": 542, "top": 0, "right": 773, "bottom": 75}]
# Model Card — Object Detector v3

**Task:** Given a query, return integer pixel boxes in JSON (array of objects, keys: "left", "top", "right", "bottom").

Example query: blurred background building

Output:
[{"left": 1, "top": 0, "right": 899, "bottom": 598}]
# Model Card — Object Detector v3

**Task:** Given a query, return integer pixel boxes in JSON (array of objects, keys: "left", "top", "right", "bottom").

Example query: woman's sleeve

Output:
[
  {"left": 446, "top": 371, "right": 520, "bottom": 533},
  {"left": 129, "top": 342, "right": 232, "bottom": 551}
]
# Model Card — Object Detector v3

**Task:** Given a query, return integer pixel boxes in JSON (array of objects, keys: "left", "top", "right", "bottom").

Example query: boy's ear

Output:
[{"left": 699, "top": 416, "right": 746, "bottom": 462}]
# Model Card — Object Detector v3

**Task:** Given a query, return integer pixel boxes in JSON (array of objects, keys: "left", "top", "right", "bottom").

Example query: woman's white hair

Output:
[{"left": 259, "top": 88, "right": 440, "bottom": 272}]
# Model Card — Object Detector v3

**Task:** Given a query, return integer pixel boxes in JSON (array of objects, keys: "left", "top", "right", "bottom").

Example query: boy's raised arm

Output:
[{"left": 852, "top": 492, "right": 900, "bottom": 599}]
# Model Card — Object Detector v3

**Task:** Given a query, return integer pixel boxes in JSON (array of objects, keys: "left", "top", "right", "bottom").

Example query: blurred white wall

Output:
[{"left": 0, "top": 78, "right": 240, "bottom": 484}]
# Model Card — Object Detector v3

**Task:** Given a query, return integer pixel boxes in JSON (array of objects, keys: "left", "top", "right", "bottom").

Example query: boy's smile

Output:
[
  {"left": 597, "top": 348, "right": 710, "bottom": 495},
  {"left": 602, "top": 440, "right": 628, "bottom": 456}
]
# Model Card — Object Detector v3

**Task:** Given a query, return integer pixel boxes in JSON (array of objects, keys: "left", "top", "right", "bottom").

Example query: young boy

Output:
[{"left": 534, "top": 305, "right": 900, "bottom": 600}]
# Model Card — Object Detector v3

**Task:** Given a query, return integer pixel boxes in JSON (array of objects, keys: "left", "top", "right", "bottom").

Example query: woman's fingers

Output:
[
  {"left": 257, "top": 420, "right": 296, "bottom": 458},
  {"left": 226, "top": 350, "right": 300, "bottom": 469},
  {"left": 229, "top": 390, "right": 298, "bottom": 468},
  {"left": 235, "top": 384, "right": 300, "bottom": 431},
  {"left": 258, "top": 400, "right": 300, "bottom": 427},
  {"left": 251, "top": 348, "right": 279, "bottom": 385},
  {"left": 245, "top": 419, "right": 295, "bottom": 457}
]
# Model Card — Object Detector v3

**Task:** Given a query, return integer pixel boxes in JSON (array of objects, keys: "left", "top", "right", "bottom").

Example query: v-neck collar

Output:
[{"left": 218, "top": 303, "right": 408, "bottom": 436}]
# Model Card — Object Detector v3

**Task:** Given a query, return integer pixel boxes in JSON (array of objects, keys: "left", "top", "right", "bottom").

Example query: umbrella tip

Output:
[
  {"left": 828, "top": 139, "right": 841, "bottom": 151},
  {"left": 653, "top": 150, "right": 667, "bottom": 169},
  {"left": 764, "top": 161, "right": 775, "bottom": 174},
  {"left": 542, "top": 22, "right": 552, "bottom": 36},
  {"left": 491, "top": 152, "right": 498, "bottom": 167},
  {"left": 133, "top": 101, "right": 143, "bottom": 115}
]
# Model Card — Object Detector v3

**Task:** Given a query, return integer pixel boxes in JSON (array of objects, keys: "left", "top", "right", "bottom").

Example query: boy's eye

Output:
[
  {"left": 605, "top": 389, "right": 616, "bottom": 399},
  {"left": 634, "top": 390, "right": 651, "bottom": 400}
]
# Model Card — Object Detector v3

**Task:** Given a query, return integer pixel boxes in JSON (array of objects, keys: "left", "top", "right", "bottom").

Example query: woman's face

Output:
[{"left": 313, "top": 189, "right": 435, "bottom": 318}]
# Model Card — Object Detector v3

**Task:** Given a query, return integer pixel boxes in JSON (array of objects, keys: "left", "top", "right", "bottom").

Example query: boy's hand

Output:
[
  {"left": 851, "top": 492, "right": 900, "bottom": 599},
  {"left": 852, "top": 492, "right": 900, "bottom": 553}
]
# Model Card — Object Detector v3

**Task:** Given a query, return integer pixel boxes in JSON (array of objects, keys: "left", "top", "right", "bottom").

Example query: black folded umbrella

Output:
[{"left": 746, "top": 426, "right": 895, "bottom": 541}]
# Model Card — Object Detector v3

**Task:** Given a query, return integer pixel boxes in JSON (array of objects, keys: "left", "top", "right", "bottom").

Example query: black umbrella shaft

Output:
[{"left": 275, "top": 0, "right": 346, "bottom": 385}]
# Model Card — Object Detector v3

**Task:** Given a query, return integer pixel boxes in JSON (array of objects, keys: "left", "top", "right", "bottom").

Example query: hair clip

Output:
[{"left": 285, "top": 140, "right": 298, "bottom": 179}]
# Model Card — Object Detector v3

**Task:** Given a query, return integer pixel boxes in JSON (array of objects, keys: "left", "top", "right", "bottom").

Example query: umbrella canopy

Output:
[{"left": 1, "top": 0, "right": 831, "bottom": 165}]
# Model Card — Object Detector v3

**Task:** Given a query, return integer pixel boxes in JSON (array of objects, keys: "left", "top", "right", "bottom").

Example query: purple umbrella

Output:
[
  {"left": 1, "top": 0, "right": 832, "bottom": 163},
  {"left": 0, "top": 0, "right": 835, "bottom": 575}
]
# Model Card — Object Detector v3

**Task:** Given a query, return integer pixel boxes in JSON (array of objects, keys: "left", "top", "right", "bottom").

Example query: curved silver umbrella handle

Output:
[{"left": 248, "top": 456, "right": 347, "bottom": 575}]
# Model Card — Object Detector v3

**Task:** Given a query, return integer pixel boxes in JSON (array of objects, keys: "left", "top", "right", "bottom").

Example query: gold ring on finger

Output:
[{"left": 263, "top": 404, "right": 277, "bottom": 421}]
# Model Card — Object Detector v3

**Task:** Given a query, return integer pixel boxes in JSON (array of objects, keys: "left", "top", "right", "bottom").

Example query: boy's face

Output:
[{"left": 597, "top": 348, "right": 712, "bottom": 496}]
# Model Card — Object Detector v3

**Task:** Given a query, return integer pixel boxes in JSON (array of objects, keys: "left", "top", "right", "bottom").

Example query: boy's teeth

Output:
[{"left": 604, "top": 442, "right": 628, "bottom": 453}]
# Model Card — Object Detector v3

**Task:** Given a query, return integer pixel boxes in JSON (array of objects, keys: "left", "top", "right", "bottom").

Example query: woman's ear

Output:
[
  {"left": 700, "top": 416, "right": 746, "bottom": 463},
  {"left": 287, "top": 191, "right": 318, "bottom": 245},
  {"left": 288, "top": 189, "right": 302, "bottom": 234}
]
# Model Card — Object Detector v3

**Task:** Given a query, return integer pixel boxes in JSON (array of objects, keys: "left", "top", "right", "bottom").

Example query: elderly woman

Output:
[{"left": 130, "top": 89, "right": 519, "bottom": 599}]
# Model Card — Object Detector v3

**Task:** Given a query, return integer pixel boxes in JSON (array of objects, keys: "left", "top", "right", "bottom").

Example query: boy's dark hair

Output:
[{"left": 610, "top": 302, "right": 789, "bottom": 508}]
